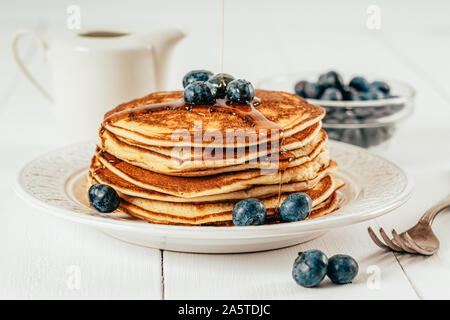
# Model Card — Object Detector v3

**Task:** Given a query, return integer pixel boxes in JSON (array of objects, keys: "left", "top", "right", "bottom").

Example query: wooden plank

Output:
[
  {"left": 0, "top": 145, "right": 163, "bottom": 299},
  {"left": 163, "top": 223, "right": 418, "bottom": 299}
]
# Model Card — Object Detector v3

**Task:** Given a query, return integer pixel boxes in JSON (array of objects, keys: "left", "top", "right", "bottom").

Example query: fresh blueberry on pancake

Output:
[
  {"left": 349, "top": 76, "right": 371, "bottom": 92},
  {"left": 207, "top": 73, "right": 235, "bottom": 99},
  {"left": 318, "top": 70, "right": 344, "bottom": 91},
  {"left": 371, "top": 80, "right": 390, "bottom": 95},
  {"left": 226, "top": 79, "right": 255, "bottom": 104},
  {"left": 88, "top": 184, "right": 120, "bottom": 213},
  {"left": 280, "top": 193, "right": 312, "bottom": 222},
  {"left": 182, "top": 69, "right": 213, "bottom": 88},
  {"left": 232, "top": 198, "right": 266, "bottom": 226},
  {"left": 183, "top": 81, "right": 216, "bottom": 105},
  {"left": 292, "top": 250, "right": 328, "bottom": 288},
  {"left": 320, "top": 87, "right": 343, "bottom": 101},
  {"left": 327, "top": 254, "right": 359, "bottom": 284}
]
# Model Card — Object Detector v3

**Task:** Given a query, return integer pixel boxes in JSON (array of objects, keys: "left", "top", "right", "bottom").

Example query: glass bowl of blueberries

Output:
[{"left": 258, "top": 71, "right": 415, "bottom": 150}]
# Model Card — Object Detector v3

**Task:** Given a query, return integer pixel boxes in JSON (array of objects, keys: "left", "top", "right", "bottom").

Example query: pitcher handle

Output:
[{"left": 12, "top": 29, "right": 53, "bottom": 103}]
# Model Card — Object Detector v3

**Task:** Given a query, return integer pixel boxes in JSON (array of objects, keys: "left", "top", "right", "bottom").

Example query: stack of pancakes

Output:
[{"left": 88, "top": 89, "right": 343, "bottom": 225}]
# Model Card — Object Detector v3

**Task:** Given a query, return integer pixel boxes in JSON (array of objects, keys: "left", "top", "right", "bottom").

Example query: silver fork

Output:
[{"left": 368, "top": 194, "right": 450, "bottom": 255}]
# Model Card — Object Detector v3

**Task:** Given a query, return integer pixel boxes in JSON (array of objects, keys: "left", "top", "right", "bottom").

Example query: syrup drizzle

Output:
[{"left": 102, "top": 97, "right": 294, "bottom": 215}]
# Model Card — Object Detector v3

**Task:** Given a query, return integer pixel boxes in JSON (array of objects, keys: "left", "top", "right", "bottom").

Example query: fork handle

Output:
[{"left": 419, "top": 194, "right": 450, "bottom": 225}]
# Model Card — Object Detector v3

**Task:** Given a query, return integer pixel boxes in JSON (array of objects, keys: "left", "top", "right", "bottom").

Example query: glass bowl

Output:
[{"left": 257, "top": 73, "right": 415, "bottom": 150}]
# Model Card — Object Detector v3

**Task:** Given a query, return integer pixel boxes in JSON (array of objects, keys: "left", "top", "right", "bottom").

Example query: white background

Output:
[{"left": 0, "top": 0, "right": 450, "bottom": 299}]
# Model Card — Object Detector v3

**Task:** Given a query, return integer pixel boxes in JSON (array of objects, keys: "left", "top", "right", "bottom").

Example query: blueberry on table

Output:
[
  {"left": 207, "top": 73, "right": 235, "bottom": 99},
  {"left": 318, "top": 70, "right": 344, "bottom": 90},
  {"left": 292, "top": 250, "right": 328, "bottom": 288},
  {"left": 303, "top": 82, "right": 324, "bottom": 99},
  {"left": 182, "top": 70, "right": 213, "bottom": 88},
  {"left": 232, "top": 198, "right": 267, "bottom": 226},
  {"left": 226, "top": 79, "right": 255, "bottom": 104},
  {"left": 327, "top": 254, "right": 359, "bottom": 284},
  {"left": 371, "top": 80, "right": 390, "bottom": 94},
  {"left": 294, "top": 80, "right": 308, "bottom": 97},
  {"left": 349, "top": 76, "right": 371, "bottom": 92},
  {"left": 280, "top": 193, "right": 312, "bottom": 222},
  {"left": 320, "top": 87, "right": 343, "bottom": 101},
  {"left": 88, "top": 184, "right": 120, "bottom": 213},
  {"left": 184, "top": 81, "right": 216, "bottom": 105}
]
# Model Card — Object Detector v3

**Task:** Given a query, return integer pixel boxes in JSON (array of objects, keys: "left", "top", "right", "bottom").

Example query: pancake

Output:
[
  {"left": 87, "top": 88, "right": 342, "bottom": 226},
  {"left": 115, "top": 176, "right": 343, "bottom": 226},
  {"left": 89, "top": 157, "right": 338, "bottom": 202},
  {"left": 102, "top": 90, "right": 325, "bottom": 148},
  {"left": 94, "top": 147, "right": 331, "bottom": 198},
  {"left": 99, "top": 124, "right": 325, "bottom": 175}
]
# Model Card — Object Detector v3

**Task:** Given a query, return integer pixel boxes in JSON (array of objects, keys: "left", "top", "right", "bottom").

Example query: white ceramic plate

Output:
[{"left": 14, "top": 141, "right": 412, "bottom": 253}]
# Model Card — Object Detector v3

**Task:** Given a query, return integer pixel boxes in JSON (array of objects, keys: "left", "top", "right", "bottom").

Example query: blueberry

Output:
[
  {"left": 355, "top": 92, "right": 369, "bottom": 100},
  {"left": 349, "top": 76, "right": 370, "bottom": 92},
  {"left": 280, "top": 193, "right": 312, "bottom": 222},
  {"left": 207, "top": 73, "right": 235, "bottom": 99},
  {"left": 226, "top": 79, "right": 255, "bottom": 104},
  {"left": 88, "top": 184, "right": 120, "bottom": 213},
  {"left": 292, "top": 250, "right": 328, "bottom": 288},
  {"left": 232, "top": 198, "right": 266, "bottom": 226},
  {"left": 327, "top": 254, "right": 359, "bottom": 284},
  {"left": 366, "top": 88, "right": 385, "bottom": 100},
  {"left": 294, "top": 80, "right": 308, "bottom": 97},
  {"left": 184, "top": 81, "right": 216, "bottom": 105},
  {"left": 320, "top": 88, "right": 343, "bottom": 101},
  {"left": 303, "top": 82, "right": 324, "bottom": 99},
  {"left": 182, "top": 70, "right": 213, "bottom": 88},
  {"left": 371, "top": 81, "right": 390, "bottom": 94},
  {"left": 341, "top": 86, "right": 358, "bottom": 100},
  {"left": 318, "top": 71, "right": 344, "bottom": 90}
]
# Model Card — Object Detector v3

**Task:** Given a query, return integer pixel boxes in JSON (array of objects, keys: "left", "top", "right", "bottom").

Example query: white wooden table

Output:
[{"left": 1, "top": 0, "right": 450, "bottom": 299}]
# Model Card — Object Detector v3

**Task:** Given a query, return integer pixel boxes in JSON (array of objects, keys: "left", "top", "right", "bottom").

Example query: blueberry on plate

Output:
[
  {"left": 292, "top": 250, "right": 328, "bottom": 288},
  {"left": 327, "top": 254, "right": 359, "bottom": 284},
  {"left": 371, "top": 80, "right": 390, "bottom": 94},
  {"left": 232, "top": 198, "right": 266, "bottom": 226},
  {"left": 349, "top": 76, "right": 371, "bottom": 92},
  {"left": 280, "top": 193, "right": 312, "bottom": 222},
  {"left": 182, "top": 70, "right": 213, "bottom": 88},
  {"left": 207, "top": 73, "right": 235, "bottom": 99},
  {"left": 294, "top": 80, "right": 308, "bottom": 97},
  {"left": 320, "top": 88, "right": 343, "bottom": 101},
  {"left": 184, "top": 81, "right": 216, "bottom": 105},
  {"left": 227, "top": 79, "right": 255, "bottom": 104},
  {"left": 88, "top": 184, "right": 120, "bottom": 213},
  {"left": 318, "top": 70, "right": 344, "bottom": 90}
]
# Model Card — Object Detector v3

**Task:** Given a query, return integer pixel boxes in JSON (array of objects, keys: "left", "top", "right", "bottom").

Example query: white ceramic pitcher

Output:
[{"left": 12, "top": 28, "right": 185, "bottom": 142}]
